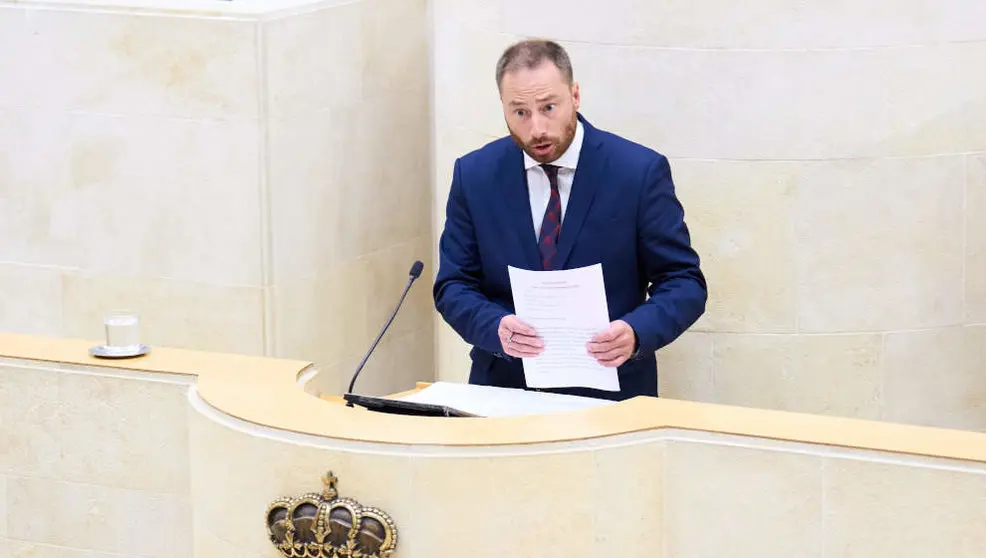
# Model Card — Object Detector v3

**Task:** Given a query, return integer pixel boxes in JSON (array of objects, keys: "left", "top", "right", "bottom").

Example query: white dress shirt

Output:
[{"left": 523, "top": 120, "right": 585, "bottom": 239}]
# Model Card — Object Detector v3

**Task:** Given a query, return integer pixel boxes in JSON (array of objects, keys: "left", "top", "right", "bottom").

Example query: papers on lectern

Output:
[
  {"left": 395, "top": 382, "right": 615, "bottom": 418},
  {"left": 507, "top": 263, "right": 619, "bottom": 392}
]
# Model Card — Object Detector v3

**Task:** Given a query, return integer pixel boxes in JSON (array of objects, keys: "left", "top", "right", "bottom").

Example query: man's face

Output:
[{"left": 500, "top": 61, "right": 580, "bottom": 164}]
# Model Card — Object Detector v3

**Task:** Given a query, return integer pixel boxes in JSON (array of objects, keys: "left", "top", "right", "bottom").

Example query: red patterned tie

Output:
[{"left": 538, "top": 164, "right": 562, "bottom": 270}]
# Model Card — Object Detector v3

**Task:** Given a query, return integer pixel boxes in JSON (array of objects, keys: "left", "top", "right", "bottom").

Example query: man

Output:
[{"left": 433, "top": 39, "right": 707, "bottom": 401}]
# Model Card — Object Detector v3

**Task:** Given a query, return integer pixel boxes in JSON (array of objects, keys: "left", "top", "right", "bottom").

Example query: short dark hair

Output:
[{"left": 495, "top": 39, "right": 573, "bottom": 90}]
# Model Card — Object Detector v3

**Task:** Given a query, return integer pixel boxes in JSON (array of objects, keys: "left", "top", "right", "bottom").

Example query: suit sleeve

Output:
[
  {"left": 620, "top": 154, "right": 708, "bottom": 356},
  {"left": 432, "top": 158, "right": 510, "bottom": 354}
]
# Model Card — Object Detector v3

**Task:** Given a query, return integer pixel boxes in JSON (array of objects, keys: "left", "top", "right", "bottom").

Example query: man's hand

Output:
[
  {"left": 587, "top": 320, "right": 636, "bottom": 367},
  {"left": 498, "top": 315, "right": 544, "bottom": 358}
]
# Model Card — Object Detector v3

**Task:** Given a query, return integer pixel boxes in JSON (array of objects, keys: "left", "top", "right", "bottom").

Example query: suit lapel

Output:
[
  {"left": 498, "top": 146, "right": 542, "bottom": 270},
  {"left": 556, "top": 116, "right": 605, "bottom": 269}
]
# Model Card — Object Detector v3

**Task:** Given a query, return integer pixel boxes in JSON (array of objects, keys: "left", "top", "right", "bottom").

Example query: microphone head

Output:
[{"left": 409, "top": 260, "right": 424, "bottom": 278}]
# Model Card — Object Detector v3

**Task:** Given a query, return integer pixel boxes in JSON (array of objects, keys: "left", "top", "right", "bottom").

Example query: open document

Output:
[
  {"left": 507, "top": 263, "right": 620, "bottom": 391},
  {"left": 396, "top": 381, "right": 615, "bottom": 417}
]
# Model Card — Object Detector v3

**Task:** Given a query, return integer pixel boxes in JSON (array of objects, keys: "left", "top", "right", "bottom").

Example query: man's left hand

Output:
[{"left": 587, "top": 320, "right": 636, "bottom": 368}]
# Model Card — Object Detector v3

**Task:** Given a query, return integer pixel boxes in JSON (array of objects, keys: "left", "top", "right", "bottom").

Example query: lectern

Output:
[{"left": 4, "top": 332, "right": 986, "bottom": 558}]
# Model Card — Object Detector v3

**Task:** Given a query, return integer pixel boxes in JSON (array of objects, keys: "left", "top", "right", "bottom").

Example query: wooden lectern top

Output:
[{"left": 2, "top": 331, "right": 985, "bottom": 465}]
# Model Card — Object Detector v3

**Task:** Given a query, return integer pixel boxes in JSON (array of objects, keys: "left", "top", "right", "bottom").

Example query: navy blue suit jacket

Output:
[{"left": 433, "top": 114, "right": 707, "bottom": 400}]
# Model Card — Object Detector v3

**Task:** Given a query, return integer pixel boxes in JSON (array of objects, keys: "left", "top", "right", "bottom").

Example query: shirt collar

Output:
[{"left": 523, "top": 119, "right": 584, "bottom": 171}]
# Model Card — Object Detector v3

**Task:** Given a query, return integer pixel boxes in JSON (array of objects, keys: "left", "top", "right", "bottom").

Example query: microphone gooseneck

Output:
[{"left": 345, "top": 261, "right": 425, "bottom": 405}]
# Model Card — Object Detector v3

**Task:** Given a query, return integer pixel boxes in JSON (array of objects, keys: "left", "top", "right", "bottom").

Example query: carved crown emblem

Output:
[{"left": 265, "top": 471, "right": 398, "bottom": 558}]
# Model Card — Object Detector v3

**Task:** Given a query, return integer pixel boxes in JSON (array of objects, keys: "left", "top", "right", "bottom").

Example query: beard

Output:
[{"left": 509, "top": 113, "right": 578, "bottom": 164}]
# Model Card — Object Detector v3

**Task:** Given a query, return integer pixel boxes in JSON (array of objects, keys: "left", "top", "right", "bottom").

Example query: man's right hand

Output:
[{"left": 498, "top": 315, "right": 544, "bottom": 358}]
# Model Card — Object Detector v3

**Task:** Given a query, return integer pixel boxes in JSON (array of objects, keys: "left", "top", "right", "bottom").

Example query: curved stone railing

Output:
[{"left": 2, "top": 331, "right": 985, "bottom": 557}]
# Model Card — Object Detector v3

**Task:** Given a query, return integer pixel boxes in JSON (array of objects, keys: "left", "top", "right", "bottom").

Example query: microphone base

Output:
[{"left": 342, "top": 393, "right": 477, "bottom": 418}]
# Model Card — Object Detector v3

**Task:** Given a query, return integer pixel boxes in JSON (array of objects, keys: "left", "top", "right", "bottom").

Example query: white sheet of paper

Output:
[
  {"left": 507, "top": 263, "right": 620, "bottom": 391},
  {"left": 396, "top": 381, "right": 615, "bottom": 418}
]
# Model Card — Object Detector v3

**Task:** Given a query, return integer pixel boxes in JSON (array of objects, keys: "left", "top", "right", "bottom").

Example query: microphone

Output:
[{"left": 345, "top": 260, "right": 425, "bottom": 405}]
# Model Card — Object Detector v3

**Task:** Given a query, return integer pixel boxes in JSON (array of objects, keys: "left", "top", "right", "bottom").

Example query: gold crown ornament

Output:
[{"left": 265, "top": 471, "right": 398, "bottom": 558}]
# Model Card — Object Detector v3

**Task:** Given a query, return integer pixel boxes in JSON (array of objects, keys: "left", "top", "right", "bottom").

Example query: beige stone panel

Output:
[
  {"left": 0, "top": 7, "right": 30, "bottom": 111},
  {"left": 431, "top": 0, "right": 501, "bottom": 31},
  {"left": 656, "top": 331, "right": 714, "bottom": 403},
  {"left": 407, "top": 451, "right": 596, "bottom": 557},
  {"left": 0, "top": 264, "right": 64, "bottom": 337},
  {"left": 268, "top": 36, "right": 430, "bottom": 281},
  {"left": 712, "top": 333, "right": 883, "bottom": 420},
  {"left": 0, "top": 474, "right": 5, "bottom": 539},
  {"left": 275, "top": 277, "right": 433, "bottom": 397},
  {"left": 385, "top": 96, "right": 433, "bottom": 243},
  {"left": 264, "top": 1, "right": 364, "bottom": 120},
  {"left": 0, "top": 365, "right": 60, "bottom": 478},
  {"left": 55, "top": 373, "right": 190, "bottom": 493},
  {"left": 500, "top": 0, "right": 986, "bottom": 49},
  {"left": 0, "top": 7, "right": 258, "bottom": 119},
  {"left": 62, "top": 274, "right": 264, "bottom": 355},
  {"left": 0, "top": 108, "right": 262, "bottom": 286},
  {"left": 436, "top": 318, "right": 472, "bottom": 383},
  {"left": 796, "top": 156, "right": 965, "bottom": 332},
  {"left": 593, "top": 442, "right": 664, "bottom": 555},
  {"left": 0, "top": 107, "right": 84, "bottom": 269},
  {"left": 350, "top": 91, "right": 433, "bottom": 259},
  {"left": 193, "top": 524, "right": 266, "bottom": 558},
  {"left": 882, "top": 326, "right": 986, "bottom": 432},
  {"left": 432, "top": 24, "right": 521, "bottom": 138},
  {"left": 269, "top": 95, "right": 431, "bottom": 278},
  {"left": 267, "top": 0, "right": 431, "bottom": 284},
  {"left": 188, "top": 410, "right": 411, "bottom": 555},
  {"left": 883, "top": 42, "right": 986, "bottom": 157},
  {"left": 275, "top": 233, "right": 431, "bottom": 359},
  {"left": 7, "top": 477, "right": 189, "bottom": 557},
  {"left": 192, "top": 525, "right": 237, "bottom": 558},
  {"left": 338, "top": 322, "right": 436, "bottom": 396},
  {"left": 824, "top": 457, "right": 986, "bottom": 556},
  {"left": 570, "top": 44, "right": 891, "bottom": 161},
  {"left": 5, "top": 541, "right": 122, "bottom": 558},
  {"left": 7, "top": 477, "right": 118, "bottom": 553},
  {"left": 672, "top": 160, "right": 798, "bottom": 333},
  {"left": 969, "top": 154, "right": 986, "bottom": 323},
  {"left": 116, "top": 491, "right": 191, "bottom": 558},
  {"left": 352, "top": 236, "right": 436, "bottom": 394},
  {"left": 361, "top": 0, "right": 428, "bottom": 97},
  {"left": 266, "top": 108, "right": 353, "bottom": 281},
  {"left": 664, "top": 440, "right": 823, "bottom": 557},
  {"left": 272, "top": 260, "right": 370, "bottom": 369},
  {"left": 361, "top": 236, "right": 434, "bottom": 343}
]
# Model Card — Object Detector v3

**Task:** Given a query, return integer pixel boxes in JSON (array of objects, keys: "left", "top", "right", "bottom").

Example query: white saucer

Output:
[{"left": 89, "top": 344, "right": 151, "bottom": 359}]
